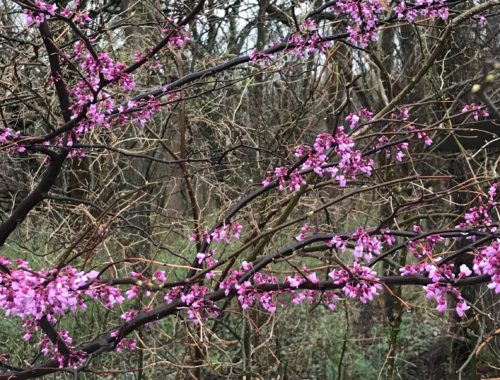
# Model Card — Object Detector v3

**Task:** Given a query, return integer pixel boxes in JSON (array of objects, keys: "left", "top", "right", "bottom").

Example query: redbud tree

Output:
[{"left": 0, "top": 0, "right": 498, "bottom": 378}]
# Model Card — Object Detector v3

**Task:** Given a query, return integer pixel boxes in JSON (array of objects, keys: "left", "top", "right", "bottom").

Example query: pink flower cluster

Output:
[
  {"left": 235, "top": 280, "right": 256, "bottom": 310},
  {"left": 287, "top": 19, "right": 333, "bottom": 57},
  {"left": 330, "top": 0, "right": 385, "bottom": 47},
  {"left": 24, "top": 0, "right": 57, "bottom": 27},
  {"left": 161, "top": 18, "right": 190, "bottom": 49},
  {"left": 111, "top": 330, "right": 137, "bottom": 352},
  {"left": 0, "top": 258, "right": 123, "bottom": 322},
  {"left": 181, "top": 285, "right": 220, "bottom": 324},
  {"left": 400, "top": 260, "right": 472, "bottom": 282},
  {"left": 327, "top": 235, "right": 348, "bottom": 253},
  {"left": 394, "top": 0, "right": 449, "bottom": 22},
  {"left": 421, "top": 260, "right": 473, "bottom": 316},
  {"left": 462, "top": 103, "right": 489, "bottom": 121},
  {"left": 236, "top": 270, "right": 282, "bottom": 314},
  {"left": 455, "top": 183, "right": 497, "bottom": 234},
  {"left": 196, "top": 250, "right": 219, "bottom": 280},
  {"left": 345, "top": 108, "right": 373, "bottom": 129},
  {"left": 408, "top": 125, "right": 433, "bottom": 146},
  {"left": 378, "top": 135, "right": 409, "bottom": 162},
  {"left": 164, "top": 284, "right": 219, "bottom": 324},
  {"left": 212, "top": 263, "right": 341, "bottom": 313},
  {"left": 376, "top": 107, "right": 434, "bottom": 161},
  {"left": 402, "top": 261, "right": 472, "bottom": 316},
  {"left": 381, "top": 229, "right": 396, "bottom": 246},
  {"left": 304, "top": 127, "right": 374, "bottom": 186},
  {"left": 352, "top": 228, "right": 383, "bottom": 262},
  {"left": 326, "top": 228, "right": 384, "bottom": 263},
  {"left": 117, "top": 97, "right": 162, "bottom": 128},
  {"left": 64, "top": 40, "right": 169, "bottom": 145},
  {"left": 296, "top": 290, "right": 339, "bottom": 311},
  {"left": 424, "top": 282, "right": 470, "bottom": 316},
  {"left": 220, "top": 269, "right": 244, "bottom": 296},
  {"left": 262, "top": 166, "right": 306, "bottom": 191},
  {"left": 249, "top": 2, "right": 453, "bottom": 59},
  {"left": 473, "top": 240, "right": 500, "bottom": 293},
  {"left": 264, "top": 122, "right": 374, "bottom": 191},
  {"left": 250, "top": 50, "right": 273, "bottom": 66},
  {"left": 0, "top": 258, "right": 128, "bottom": 366},
  {"left": 396, "top": 184, "right": 499, "bottom": 315},
  {"left": 72, "top": 40, "right": 136, "bottom": 95},
  {"left": 327, "top": 230, "right": 393, "bottom": 262},
  {"left": 407, "top": 225, "right": 444, "bottom": 259},
  {"left": 253, "top": 272, "right": 281, "bottom": 313},
  {"left": 38, "top": 328, "right": 87, "bottom": 368},
  {"left": 0, "top": 128, "right": 26, "bottom": 153},
  {"left": 211, "top": 260, "right": 377, "bottom": 312},
  {"left": 61, "top": 7, "right": 92, "bottom": 27},
  {"left": 133, "top": 51, "right": 163, "bottom": 72},
  {"left": 50, "top": 40, "right": 168, "bottom": 157},
  {"left": 329, "top": 263, "right": 382, "bottom": 303},
  {"left": 395, "top": 106, "right": 433, "bottom": 146},
  {"left": 24, "top": 1, "right": 92, "bottom": 29},
  {"left": 295, "top": 224, "right": 312, "bottom": 241},
  {"left": 328, "top": 0, "right": 449, "bottom": 47},
  {"left": 189, "top": 221, "right": 243, "bottom": 244}
]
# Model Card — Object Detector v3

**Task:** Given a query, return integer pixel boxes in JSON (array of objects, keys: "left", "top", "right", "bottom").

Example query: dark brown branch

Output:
[{"left": 0, "top": 20, "right": 71, "bottom": 248}]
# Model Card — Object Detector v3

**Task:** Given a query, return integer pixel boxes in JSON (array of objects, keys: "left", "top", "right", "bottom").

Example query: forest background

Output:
[{"left": 0, "top": 0, "right": 499, "bottom": 379}]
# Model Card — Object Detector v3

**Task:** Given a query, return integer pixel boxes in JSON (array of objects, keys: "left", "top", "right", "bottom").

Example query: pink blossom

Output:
[
  {"left": 241, "top": 261, "right": 252, "bottom": 271},
  {"left": 161, "top": 19, "right": 190, "bottom": 49},
  {"left": 351, "top": 228, "right": 382, "bottom": 262},
  {"left": 345, "top": 108, "right": 373, "bottom": 129},
  {"left": 456, "top": 300, "right": 470, "bottom": 317},
  {"left": 235, "top": 281, "right": 255, "bottom": 310},
  {"left": 232, "top": 222, "right": 243, "bottom": 239},
  {"left": 263, "top": 123, "right": 374, "bottom": 192},
  {"left": 116, "top": 338, "right": 137, "bottom": 352},
  {"left": 196, "top": 252, "right": 207, "bottom": 264},
  {"left": 488, "top": 183, "right": 498, "bottom": 199},
  {"left": 35, "top": 0, "right": 57, "bottom": 16},
  {"left": 219, "top": 270, "right": 240, "bottom": 296},
  {"left": 329, "top": 263, "right": 382, "bottom": 303},
  {"left": 250, "top": 50, "right": 272, "bottom": 66},
  {"left": 306, "top": 272, "right": 320, "bottom": 284},
  {"left": 462, "top": 103, "right": 489, "bottom": 121},
  {"left": 126, "top": 286, "right": 139, "bottom": 300},
  {"left": 0, "top": 261, "right": 123, "bottom": 322},
  {"left": 153, "top": 270, "right": 167, "bottom": 283},
  {"left": 322, "top": 291, "right": 338, "bottom": 311},
  {"left": 286, "top": 276, "right": 304, "bottom": 288},
  {"left": 259, "top": 292, "right": 276, "bottom": 313},
  {"left": 121, "top": 310, "right": 138, "bottom": 322},
  {"left": 60, "top": 7, "right": 72, "bottom": 18},
  {"left": 436, "top": 296, "right": 447, "bottom": 313},
  {"left": 473, "top": 240, "right": 500, "bottom": 293},
  {"left": 295, "top": 224, "right": 312, "bottom": 241},
  {"left": 381, "top": 229, "right": 395, "bottom": 246},
  {"left": 459, "top": 264, "right": 472, "bottom": 278}
]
